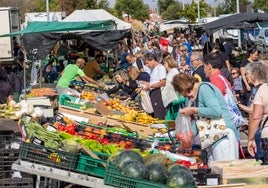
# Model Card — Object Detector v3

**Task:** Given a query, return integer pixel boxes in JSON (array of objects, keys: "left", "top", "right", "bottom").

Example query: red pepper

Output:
[
  {"left": 65, "top": 125, "right": 76, "bottom": 135},
  {"left": 57, "top": 125, "right": 65, "bottom": 131},
  {"left": 99, "top": 138, "right": 109, "bottom": 144},
  {"left": 176, "top": 159, "right": 192, "bottom": 168}
]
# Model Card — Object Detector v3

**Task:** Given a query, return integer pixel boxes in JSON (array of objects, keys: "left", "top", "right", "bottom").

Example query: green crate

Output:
[
  {"left": 104, "top": 162, "right": 168, "bottom": 188},
  {"left": 19, "top": 142, "right": 78, "bottom": 171},
  {"left": 93, "top": 151, "right": 110, "bottom": 160},
  {"left": 61, "top": 100, "right": 83, "bottom": 109},
  {"left": 76, "top": 154, "right": 106, "bottom": 178}
]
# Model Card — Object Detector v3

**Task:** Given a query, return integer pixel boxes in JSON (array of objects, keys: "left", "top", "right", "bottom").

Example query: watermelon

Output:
[
  {"left": 114, "top": 150, "right": 144, "bottom": 168},
  {"left": 121, "top": 160, "right": 147, "bottom": 179},
  {"left": 167, "top": 170, "right": 196, "bottom": 188},
  {"left": 145, "top": 163, "right": 168, "bottom": 184},
  {"left": 168, "top": 164, "right": 192, "bottom": 175}
]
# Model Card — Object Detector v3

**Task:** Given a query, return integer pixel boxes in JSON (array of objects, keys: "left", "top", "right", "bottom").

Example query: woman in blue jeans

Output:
[{"left": 172, "top": 73, "right": 239, "bottom": 161}]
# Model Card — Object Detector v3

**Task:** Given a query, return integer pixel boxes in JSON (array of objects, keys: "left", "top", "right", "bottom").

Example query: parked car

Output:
[{"left": 255, "top": 22, "right": 268, "bottom": 53}]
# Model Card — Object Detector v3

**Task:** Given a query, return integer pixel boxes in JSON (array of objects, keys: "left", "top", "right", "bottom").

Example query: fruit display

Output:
[
  {"left": 80, "top": 91, "right": 96, "bottom": 101},
  {"left": 27, "top": 87, "right": 57, "bottom": 97}
]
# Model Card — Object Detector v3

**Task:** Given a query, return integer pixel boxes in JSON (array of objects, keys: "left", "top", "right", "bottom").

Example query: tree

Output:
[
  {"left": 158, "top": 0, "right": 176, "bottom": 16},
  {"left": 215, "top": 0, "right": 252, "bottom": 15},
  {"left": 254, "top": 0, "right": 267, "bottom": 13},
  {"left": 161, "top": 2, "right": 184, "bottom": 20},
  {"left": 114, "top": 0, "right": 149, "bottom": 22},
  {"left": 182, "top": 0, "right": 211, "bottom": 23}
]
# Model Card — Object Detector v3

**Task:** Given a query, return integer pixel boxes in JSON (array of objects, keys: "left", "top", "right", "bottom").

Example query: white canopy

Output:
[{"left": 62, "top": 9, "right": 131, "bottom": 30}]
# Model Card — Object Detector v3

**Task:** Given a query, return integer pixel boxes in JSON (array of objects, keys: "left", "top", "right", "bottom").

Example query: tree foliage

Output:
[
  {"left": 114, "top": 0, "right": 149, "bottom": 22},
  {"left": 182, "top": 0, "right": 211, "bottom": 22},
  {"left": 158, "top": 0, "right": 176, "bottom": 15},
  {"left": 161, "top": 2, "right": 183, "bottom": 20},
  {"left": 254, "top": 0, "right": 268, "bottom": 13},
  {"left": 215, "top": 0, "right": 252, "bottom": 15}
]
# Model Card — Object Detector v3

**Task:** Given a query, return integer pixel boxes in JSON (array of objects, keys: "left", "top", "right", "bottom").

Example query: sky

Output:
[{"left": 108, "top": 0, "right": 221, "bottom": 9}]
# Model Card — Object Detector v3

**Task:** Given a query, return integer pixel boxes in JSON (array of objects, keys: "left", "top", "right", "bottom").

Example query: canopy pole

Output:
[
  {"left": 46, "top": 0, "right": 50, "bottom": 22},
  {"left": 22, "top": 48, "right": 28, "bottom": 100}
]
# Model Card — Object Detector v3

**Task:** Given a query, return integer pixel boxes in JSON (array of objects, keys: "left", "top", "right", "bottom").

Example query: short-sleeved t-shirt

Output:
[
  {"left": 210, "top": 70, "right": 231, "bottom": 96},
  {"left": 254, "top": 83, "right": 268, "bottom": 115},
  {"left": 57, "top": 64, "right": 85, "bottom": 88},
  {"left": 150, "top": 64, "right": 166, "bottom": 86}
]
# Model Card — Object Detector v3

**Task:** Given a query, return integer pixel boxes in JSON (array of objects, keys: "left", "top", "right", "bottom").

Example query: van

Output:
[{"left": 255, "top": 22, "right": 268, "bottom": 53}]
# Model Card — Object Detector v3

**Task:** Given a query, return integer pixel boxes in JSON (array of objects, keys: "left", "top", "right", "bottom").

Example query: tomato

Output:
[{"left": 177, "top": 133, "right": 183, "bottom": 141}]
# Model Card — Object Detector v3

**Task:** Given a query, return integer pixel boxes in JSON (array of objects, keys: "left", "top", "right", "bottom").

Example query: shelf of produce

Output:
[
  {"left": 12, "top": 159, "right": 113, "bottom": 188},
  {"left": 58, "top": 105, "right": 155, "bottom": 137}
]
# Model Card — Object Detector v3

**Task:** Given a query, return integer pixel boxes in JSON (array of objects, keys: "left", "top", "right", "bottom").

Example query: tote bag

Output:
[
  {"left": 140, "top": 90, "right": 154, "bottom": 114},
  {"left": 196, "top": 117, "right": 229, "bottom": 149},
  {"left": 218, "top": 75, "right": 247, "bottom": 127}
]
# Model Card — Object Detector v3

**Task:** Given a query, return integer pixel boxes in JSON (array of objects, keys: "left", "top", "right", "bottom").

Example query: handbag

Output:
[
  {"left": 195, "top": 83, "right": 229, "bottom": 149},
  {"left": 140, "top": 90, "right": 154, "bottom": 114},
  {"left": 218, "top": 75, "right": 247, "bottom": 127},
  {"left": 196, "top": 117, "right": 229, "bottom": 149}
]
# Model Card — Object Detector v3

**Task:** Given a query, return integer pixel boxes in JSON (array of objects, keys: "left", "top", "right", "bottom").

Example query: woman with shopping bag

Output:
[{"left": 172, "top": 73, "right": 239, "bottom": 161}]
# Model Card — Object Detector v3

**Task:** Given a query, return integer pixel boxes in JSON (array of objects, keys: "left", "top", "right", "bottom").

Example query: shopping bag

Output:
[
  {"left": 196, "top": 117, "right": 229, "bottom": 150},
  {"left": 218, "top": 75, "right": 247, "bottom": 127},
  {"left": 140, "top": 90, "right": 154, "bottom": 114},
  {"left": 175, "top": 114, "right": 193, "bottom": 149}
]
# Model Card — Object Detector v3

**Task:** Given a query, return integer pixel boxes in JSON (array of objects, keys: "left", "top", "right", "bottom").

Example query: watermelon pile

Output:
[{"left": 109, "top": 150, "right": 197, "bottom": 188}]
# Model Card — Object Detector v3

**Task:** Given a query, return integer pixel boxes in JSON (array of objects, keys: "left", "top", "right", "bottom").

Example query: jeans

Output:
[
  {"left": 261, "top": 138, "right": 268, "bottom": 165},
  {"left": 207, "top": 128, "right": 239, "bottom": 162},
  {"left": 255, "top": 128, "right": 263, "bottom": 160}
]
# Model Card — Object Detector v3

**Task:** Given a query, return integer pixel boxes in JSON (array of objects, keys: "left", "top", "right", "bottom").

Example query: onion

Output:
[
  {"left": 8, "top": 100, "right": 16, "bottom": 107},
  {"left": 15, "top": 111, "right": 22, "bottom": 119},
  {"left": 26, "top": 104, "right": 34, "bottom": 115},
  {"left": 31, "top": 112, "right": 38, "bottom": 119}
]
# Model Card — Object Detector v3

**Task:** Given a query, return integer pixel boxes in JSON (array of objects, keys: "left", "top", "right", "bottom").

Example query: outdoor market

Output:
[{"left": 0, "top": 2, "right": 268, "bottom": 188}]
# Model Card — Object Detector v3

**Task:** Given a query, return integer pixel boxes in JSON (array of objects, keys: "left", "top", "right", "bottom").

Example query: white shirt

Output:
[{"left": 150, "top": 63, "right": 166, "bottom": 86}]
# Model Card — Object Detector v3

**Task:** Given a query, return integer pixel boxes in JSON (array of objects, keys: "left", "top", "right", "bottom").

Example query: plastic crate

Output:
[
  {"left": 0, "top": 133, "right": 21, "bottom": 150},
  {"left": 76, "top": 154, "right": 106, "bottom": 178},
  {"left": 104, "top": 162, "right": 168, "bottom": 188},
  {"left": 0, "top": 149, "right": 20, "bottom": 179},
  {"left": 0, "top": 177, "right": 34, "bottom": 188},
  {"left": 61, "top": 100, "right": 83, "bottom": 109},
  {"left": 19, "top": 142, "right": 78, "bottom": 171},
  {"left": 93, "top": 151, "right": 110, "bottom": 160}
]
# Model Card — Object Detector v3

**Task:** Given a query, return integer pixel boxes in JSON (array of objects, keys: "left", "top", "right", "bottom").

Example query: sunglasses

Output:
[{"left": 231, "top": 72, "right": 238, "bottom": 75}]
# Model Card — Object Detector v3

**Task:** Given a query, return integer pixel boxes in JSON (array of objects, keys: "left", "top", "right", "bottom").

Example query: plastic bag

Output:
[
  {"left": 175, "top": 114, "right": 193, "bottom": 149},
  {"left": 140, "top": 90, "right": 154, "bottom": 114}
]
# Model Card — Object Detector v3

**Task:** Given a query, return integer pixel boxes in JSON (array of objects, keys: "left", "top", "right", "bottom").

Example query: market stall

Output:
[{"left": 0, "top": 70, "right": 267, "bottom": 188}]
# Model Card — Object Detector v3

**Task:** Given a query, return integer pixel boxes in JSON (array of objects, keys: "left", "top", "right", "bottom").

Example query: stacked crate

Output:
[{"left": 0, "top": 129, "right": 33, "bottom": 188}]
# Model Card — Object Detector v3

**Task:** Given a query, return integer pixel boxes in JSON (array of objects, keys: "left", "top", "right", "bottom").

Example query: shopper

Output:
[
  {"left": 106, "top": 69, "right": 138, "bottom": 100},
  {"left": 144, "top": 52, "right": 166, "bottom": 119},
  {"left": 240, "top": 48, "right": 259, "bottom": 105},
  {"left": 172, "top": 73, "right": 239, "bottom": 161},
  {"left": 246, "top": 62, "right": 268, "bottom": 164},
  {"left": 0, "top": 66, "right": 13, "bottom": 104}
]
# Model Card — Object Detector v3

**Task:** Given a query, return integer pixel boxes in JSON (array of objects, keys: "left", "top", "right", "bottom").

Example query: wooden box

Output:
[
  {"left": 58, "top": 105, "right": 155, "bottom": 137},
  {"left": 210, "top": 159, "right": 268, "bottom": 185}
]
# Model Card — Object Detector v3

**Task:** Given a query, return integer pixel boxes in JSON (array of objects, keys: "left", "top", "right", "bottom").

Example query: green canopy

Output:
[{"left": 0, "top": 20, "right": 116, "bottom": 37}]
